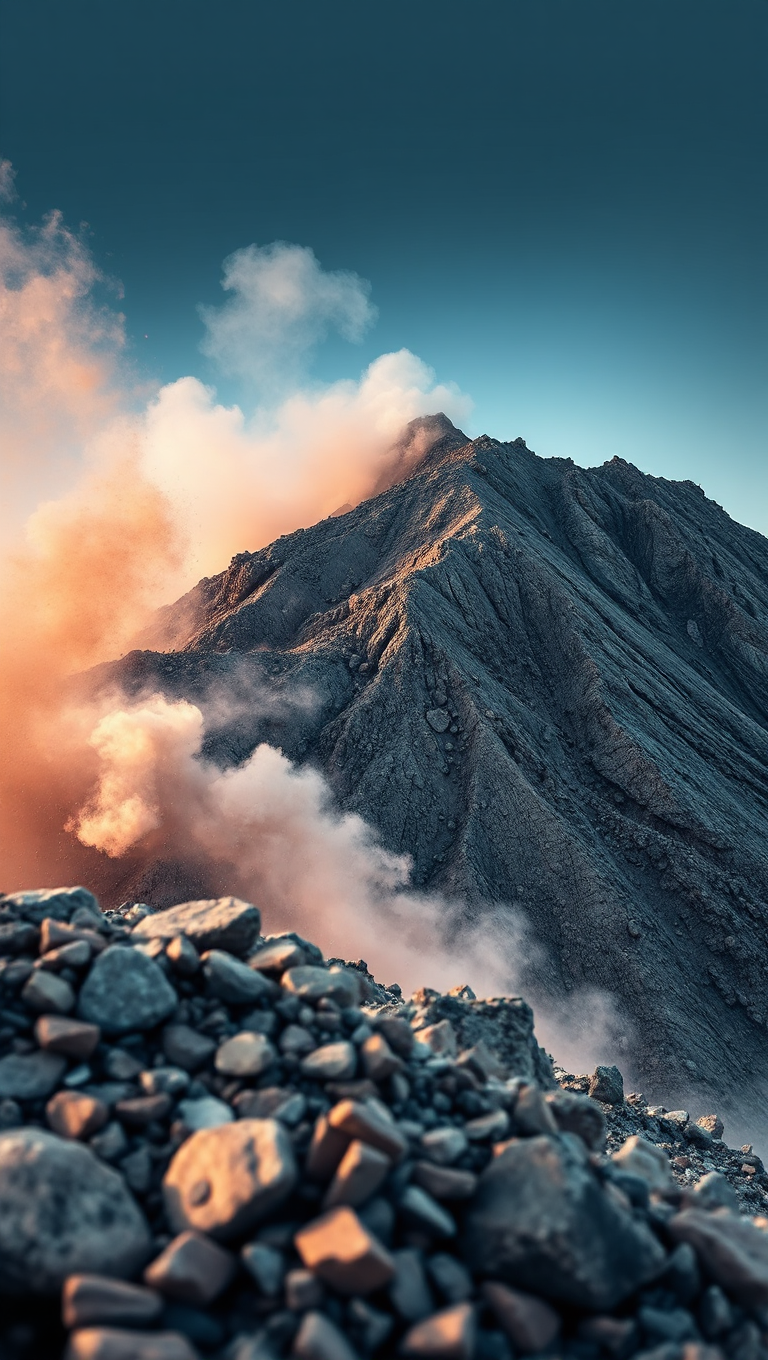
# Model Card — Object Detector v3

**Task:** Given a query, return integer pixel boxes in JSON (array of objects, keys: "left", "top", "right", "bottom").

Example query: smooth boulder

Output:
[
  {"left": 78, "top": 947, "right": 178, "bottom": 1035},
  {"left": 464, "top": 1133, "right": 666, "bottom": 1310},
  {"left": 0, "top": 1128, "right": 151, "bottom": 1293}
]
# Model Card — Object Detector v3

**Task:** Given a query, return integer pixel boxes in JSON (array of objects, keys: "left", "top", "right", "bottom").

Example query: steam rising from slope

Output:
[{"left": 69, "top": 692, "right": 627, "bottom": 1074}]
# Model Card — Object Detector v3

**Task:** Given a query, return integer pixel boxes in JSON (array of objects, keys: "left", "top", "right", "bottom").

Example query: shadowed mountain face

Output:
[{"left": 111, "top": 416, "right": 768, "bottom": 1110}]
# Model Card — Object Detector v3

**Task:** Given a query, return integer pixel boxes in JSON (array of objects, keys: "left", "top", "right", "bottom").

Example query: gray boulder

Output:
[
  {"left": 2, "top": 887, "right": 100, "bottom": 925},
  {"left": 132, "top": 897, "right": 261, "bottom": 957},
  {"left": 464, "top": 1133, "right": 666, "bottom": 1309},
  {"left": 589, "top": 1065, "right": 624, "bottom": 1105},
  {"left": 78, "top": 947, "right": 178, "bottom": 1035},
  {"left": 0, "top": 1127, "right": 151, "bottom": 1292},
  {"left": 0, "top": 1051, "right": 66, "bottom": 1101}
]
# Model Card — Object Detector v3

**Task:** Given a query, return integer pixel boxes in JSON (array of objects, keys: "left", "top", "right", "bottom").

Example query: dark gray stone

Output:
[
  {"left": 0, "top": 1127, "right": 151, "bottom": 1292},
  {"left": 589, "top": 1065, "right": 624, "bottom": 1105},
  {"left": 201, "top": 950, "right": 277, "bottom": 1005},
  {"left": 2, "top": 887, "right": 100, "bottom": 925},
  {"left": 464, "top": 1133, "right": 666, "bottom": 1309},
  {"left": 78, "top": 946, "right": 178, "bottom": 1034},
  {"left": 132, "top": 897, "right": 261, "bottom": 957},
  {"left": 0, "top": 1051, "right": 66, "bottom": 1100}
]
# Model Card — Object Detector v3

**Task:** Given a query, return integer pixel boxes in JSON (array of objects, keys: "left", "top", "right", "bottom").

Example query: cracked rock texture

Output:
[{"left": 105, "top": 416, "right": 768, "bottom": 1117}]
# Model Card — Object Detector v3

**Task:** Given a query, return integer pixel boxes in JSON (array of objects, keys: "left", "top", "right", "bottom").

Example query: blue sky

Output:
[{"left": 1, "top": 0, "right": 766, "bottom": 533}]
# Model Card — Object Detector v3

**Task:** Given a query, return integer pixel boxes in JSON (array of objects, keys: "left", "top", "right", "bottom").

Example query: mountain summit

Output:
[{"left": 114, "top": 417, "right": 768, "bottom": 1113}]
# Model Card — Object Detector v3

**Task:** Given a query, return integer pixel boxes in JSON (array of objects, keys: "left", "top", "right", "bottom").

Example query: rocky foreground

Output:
[{"left": 0, "top": 888, "right": 767, "bottom": 1360}]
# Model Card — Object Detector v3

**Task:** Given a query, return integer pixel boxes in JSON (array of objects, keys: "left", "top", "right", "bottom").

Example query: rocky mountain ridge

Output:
[{"left": 105, "top": 416, "right": 768, "bottom": 1121}]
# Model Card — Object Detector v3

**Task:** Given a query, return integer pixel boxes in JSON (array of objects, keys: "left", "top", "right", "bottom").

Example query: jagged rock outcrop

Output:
[{"left": 105, "top": 417, "right": 768, "bottom": 1113}]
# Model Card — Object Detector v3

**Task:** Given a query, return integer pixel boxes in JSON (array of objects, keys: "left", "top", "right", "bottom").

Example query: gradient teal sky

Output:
[{"left": 1, "top": 0, "right": 766, "bottom": 532}]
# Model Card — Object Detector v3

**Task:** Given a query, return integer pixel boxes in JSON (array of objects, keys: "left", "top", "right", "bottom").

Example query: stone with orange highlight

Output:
[{"left": 294, "top": 1205, "right": 395, "bottom": 1294}]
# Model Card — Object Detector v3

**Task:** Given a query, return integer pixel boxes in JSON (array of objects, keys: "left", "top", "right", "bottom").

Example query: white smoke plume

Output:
[
  {"left": 199, "top": 241, "right": 377, "bottom": 393},
  {"left": 70, "top": 692, "right": 631, "bottom": 1074}
]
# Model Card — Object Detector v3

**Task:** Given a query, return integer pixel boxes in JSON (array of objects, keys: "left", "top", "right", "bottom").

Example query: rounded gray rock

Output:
[
  {"left": 0, "top": 1051, "right": 66, "bottom": 1101},
  {"left": 0, "top": 1127, "right": 151, "bottom": 1293},
  {"left": 78, "top": 947, "right": 178, "bottom": 1035}
]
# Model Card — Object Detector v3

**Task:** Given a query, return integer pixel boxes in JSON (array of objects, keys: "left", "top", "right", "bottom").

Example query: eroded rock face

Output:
[
  {"left": 162, "top": 1119, "right": 298, "bottom": 1240},
  {"left": 464, "top": 1133, "right": 666, "bottom": 1309},
  {"left": 0, "top": 1128, "right": 151, "bottom": 1293}
]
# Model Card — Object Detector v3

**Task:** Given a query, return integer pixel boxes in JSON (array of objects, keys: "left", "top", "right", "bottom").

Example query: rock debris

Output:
[{"left": 0, "top": 885, "right": 766, "bottom": 1360}]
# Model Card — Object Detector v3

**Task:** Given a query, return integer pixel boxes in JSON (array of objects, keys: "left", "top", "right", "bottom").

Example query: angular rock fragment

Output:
[
  {"left": 306, "top": 1114, "right": 352, "bottom": 1180},
  {"left": 78, "top": 947, "right": 178, "bottom": 1034},
  {"left": 132, "top": 896, "right": 261, "bottom": 956},
  {"left": 612, "top": 1134, "right": 676, "bottom": 1194},
  {"left": 241, "top": 1241, "right": 285, "bottom": 1295},
  {"left": 0, "top": 1050, "right": 66, "bottom": 1100},
  {"left": 412, "top": 1162, "right": 477, "bottom": 1201},
  {"left": 21, "top": 968, "right": 75, "bottom": 1014},
  {"left": 668, "top": 1209, "right": 768, "bottom": 1308},
  {"left": 4, "top": 886, "right": 100, "bottom": 925},
  {"left": 464, "top": 1133, "right": 666, "bottom": 1309},
  {"left": 250, "top": 938, "right": 309, "bottom": 973},
  {"left": 46, "top": 1090, "right": 109, "bottom": 1140},
  {"left": 163, "top": 1118, "right": 297, "bottom": 1240},
  {"left": 202, "top": 949, "right": 278, "bottom": 1004},
  {"left": 389, "top": 1247, "right": 434, "bottom": 1322},
  {"left": 545, "top": 1089, "right": 607, "bottom": 1150},
  {"left": 323, "top": 1139, "right": 391, "bottom": 1209},
  {"left": 420, "top": 1126, "right": 468, "bottom": 1166},
  {"left": 144, "top": 1230, "right": 237, "bottom": 1304},
  {"left": 427, "top": 1254, "right": 473, "bottom": 1304},
  {"left": 360, "top": 1032, "right": 402, "bottom": 1080},
  {"left": 482, "top": 1281, "right": 561, "bottom": 1352},
  {"left": 514, "top": 1082, "right": 558, "bottom": 1135},
  {"left": 162, "top": 1024, "right": 216, "bottom": 1072},
  {"left": 0, "top": 1127, "right": 151, "bottom": 1292},
  {"left": 165, "top": 934, "right": 200, "bottom": 976},
  {"left": 328, "top": 1098, "right": 407, "bottom": 1160},
  {"left": 589, "top": 1064, "right": 624, "bottom": 1105},
  {"left": 293, "top": 1309, "right": 358, "bottom": 1360},
  {"left": 301, "top": 1041, "right": 357, "bottom": 1081},
  {"left": 214, "top": 1031, "right": 276, "bottom": 1077},
  {"left": 62, "top": 1274, "right": 163, "bottom": 1328},
  {"left": 400, "top": 1302, "right": 476, "bottom": 1358},
  {"left": 176, "top": 1095, "right": 234, "bottom": 1131},
  {"left": 282, "top": 965, "right": 360, "bottom": 1007},
  {"left": 64, "top": 1327, "right": 198, "bottom": 1360},
  {"left": 285, "top": 1267, "right": 324, "bottom": 1311},
  {"left": 399, "top": 1185, "right": 457, "bottom": 1238},
  {"left": 692, "top": 1171, "right": 739, "bottom": 1213},
  {"left": 295, "top": 1206, "right": 395, "bottom": 1293}
]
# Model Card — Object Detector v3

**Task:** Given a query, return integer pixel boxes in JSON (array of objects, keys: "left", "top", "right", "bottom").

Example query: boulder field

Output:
[{"left": 0, "top": 885, "right": 766, "bottom": 1360}]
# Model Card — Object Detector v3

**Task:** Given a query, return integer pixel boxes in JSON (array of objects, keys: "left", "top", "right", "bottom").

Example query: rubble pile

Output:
[{"left": 0, "top": 885, "right": 767, "bottom": 1360}]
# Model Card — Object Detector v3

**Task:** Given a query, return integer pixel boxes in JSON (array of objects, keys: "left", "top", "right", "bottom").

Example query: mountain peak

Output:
[{"left": 106, "top": 431, "right": 768, "bottom": 1118}]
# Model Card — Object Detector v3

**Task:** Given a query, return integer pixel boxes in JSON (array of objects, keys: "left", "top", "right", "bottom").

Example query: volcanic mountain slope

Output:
[{"left": 112, "top": 416, "right": 768, "bottom": 1111}]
